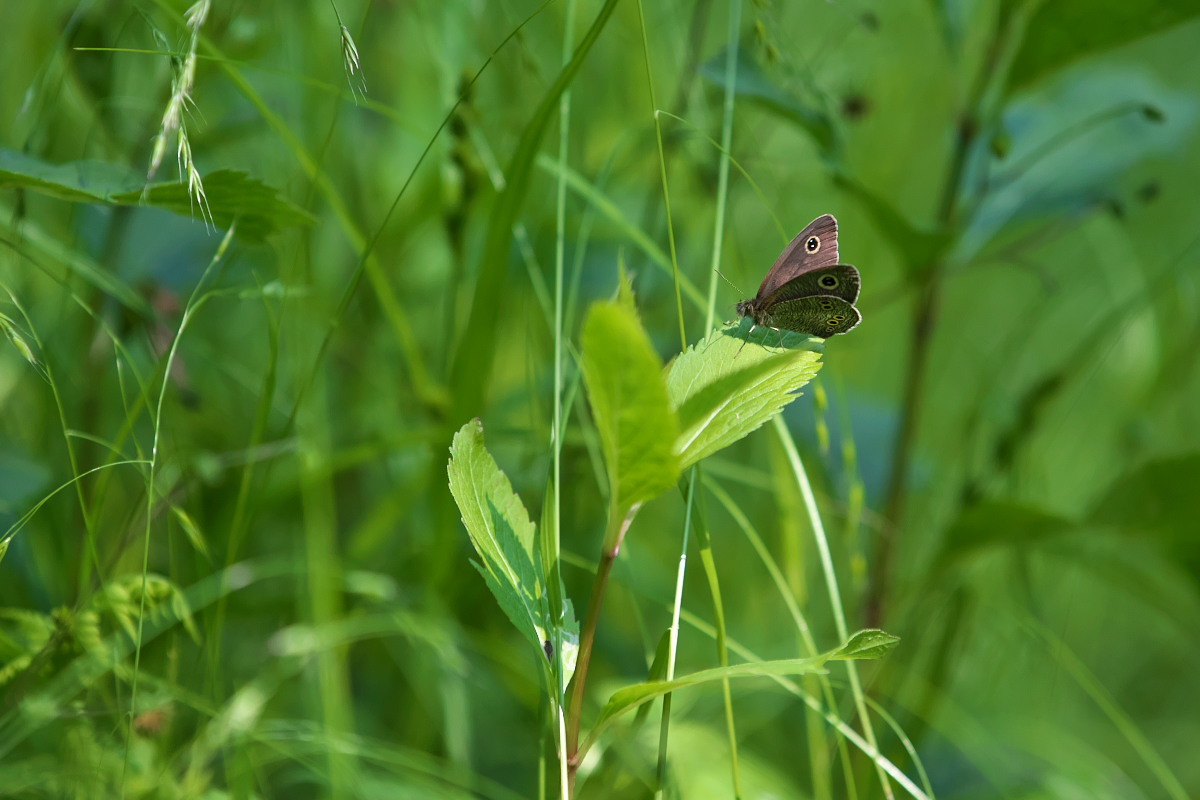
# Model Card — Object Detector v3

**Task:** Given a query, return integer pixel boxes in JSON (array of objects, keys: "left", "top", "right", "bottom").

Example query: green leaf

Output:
[
  {"left": 700, "top": 49, "right": 838, "bottom": 156},
  {"left": 447, "top": 419, "right": 544, "bottom": 650},
  {"left": 589, "top": 629, "right": 897, "bottom": 745},
  {"left": 0, "top": 149, "right": 143, "bottom": 201},
  {"left": 1008, "top": 0, "right": 1200, "bottom": 90},
  {"left": 0, "top": 150, "right": 314, "bottom": 243},
  {"left": 111, "top": 170, "right": 315, "bottom": 243},
  {"left": 581, "top": 301, "right": 680, "bottom": 515},
  {"left": 666, "top": 318, "right": 823, "bottom": 470},
  {"left": 592, "top": 655, "right": 831, "bottom": 733},
  {"left": 830, "top": 629, "right": 901, "bottom": 661}
]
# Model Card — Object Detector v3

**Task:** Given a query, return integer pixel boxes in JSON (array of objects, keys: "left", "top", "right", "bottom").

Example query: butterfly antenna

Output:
[{"left": 714, "top": 269, "right": 743, "bottom": 295}]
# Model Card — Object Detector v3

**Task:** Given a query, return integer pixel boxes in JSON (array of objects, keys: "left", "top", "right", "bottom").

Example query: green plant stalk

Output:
[
  {"left": 550, "top": 2, "right": 577, "bottom": 797},
  {"left": 126, "top": 225, "right": 235, "bottom": 792},
  {"left": 695, "top": 499, "right": 742, "bottom": 796},
  {"left": 565, "top": 503, "right": 638, "bottom": 791},
  {"left": 0, "top": 285, "right": 104, "bottom": 599},
  {"left": 655, "top": 469, "right": 699, "bottom": 798},
  {"left": 703, "top": 0, "right": 739, "bottom": 333},
  {"left": 704, "top": 473, "right": 855, "bottom": 800},
  {"left": 655, "top": 471, "right": 695, "bottom": 798},
  {"left": 773, "top": 417, "right": 893, "bottom": 798},
  {"left": 636, "top": 0, "right": 686, "bottom": 352},
  {"left": 705, "top": 9, "right": 746, "bottom": 774}
]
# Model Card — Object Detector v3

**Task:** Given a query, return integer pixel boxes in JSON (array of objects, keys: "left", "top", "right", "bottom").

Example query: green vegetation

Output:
[{"left": 1, "top": 1, "right": 1198, "bottom": 798}]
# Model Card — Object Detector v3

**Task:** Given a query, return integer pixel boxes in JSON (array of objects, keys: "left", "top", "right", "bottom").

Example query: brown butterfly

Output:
[{"left": 737, "top": 214, "right": 861, "bottom": 341}]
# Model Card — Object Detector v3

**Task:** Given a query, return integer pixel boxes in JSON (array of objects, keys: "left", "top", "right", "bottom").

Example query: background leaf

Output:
[
  {"left": 0, "top": 150, "right": 313, "bottom": 242},
  {"left": 1008, "top": 0, "right": 1200, "bottom": 90}
]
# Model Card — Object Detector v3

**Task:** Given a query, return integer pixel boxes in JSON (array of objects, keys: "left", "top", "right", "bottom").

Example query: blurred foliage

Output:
[{"left": 1, "top": 0, "right": 1199, "bottom": 798}]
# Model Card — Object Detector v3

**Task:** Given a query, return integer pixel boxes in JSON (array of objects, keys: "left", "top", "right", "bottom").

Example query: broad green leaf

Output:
[
  {"left": 666, "top": 318, "right": 823, "bottom": 470},
  {"left": 960, "top": 70, "right": 1193, "bottom": 261},
  {"left": 581, "top": 301, "right": 680, "bottom": 515},
  {"left": 1008, "top": 0, "right": 1200, "bottom": 91},
  {"left": 447, "top": 419, "right": 543, "bottom": 650},
  {"left": 0, "top": 150, "right": 314, "bottom": 243},
  {"left": 830, "top": 629, "right": 901, "bottom": 661},
  {"left": 111, "top": 170, "right": 315, "bottom": 243},
  {"left": 0, "top": 149, "right": 143, "bottom": 201}
]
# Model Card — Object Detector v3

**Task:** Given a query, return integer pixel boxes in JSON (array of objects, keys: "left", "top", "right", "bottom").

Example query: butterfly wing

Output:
[
  {"left": 767, "top": 295, "right": 861, "bottom": 337},
  {"left": 756, "top": 214, "right": 840, "bottom": 298},
  {"left": 762, "top": 264, "right": 860, "bottom": 306}
]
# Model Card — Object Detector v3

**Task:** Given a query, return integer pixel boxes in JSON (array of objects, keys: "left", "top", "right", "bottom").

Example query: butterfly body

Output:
[{"left": 738, "top": 214, "right": 862, "bottom": 339}]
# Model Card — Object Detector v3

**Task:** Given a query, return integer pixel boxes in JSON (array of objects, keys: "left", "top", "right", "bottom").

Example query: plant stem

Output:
[
  {"left": 868, "top": 82, "right": 988, "bottom": 629},
  {"left": 867, "top": 6, "right": 1029, "bottom": 625},
  {"left": 565, "top": 504, "right": 639, "bottom": 794}
]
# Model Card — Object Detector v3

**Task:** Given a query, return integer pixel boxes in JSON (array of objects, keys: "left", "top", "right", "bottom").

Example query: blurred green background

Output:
[{"left": 2, "top": 0, "right": 1198, "bottom": 797}]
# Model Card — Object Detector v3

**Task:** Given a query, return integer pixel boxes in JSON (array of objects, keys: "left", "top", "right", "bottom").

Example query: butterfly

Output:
[{"left": 736, "top": 214, "right": 861, "bottom": 342}]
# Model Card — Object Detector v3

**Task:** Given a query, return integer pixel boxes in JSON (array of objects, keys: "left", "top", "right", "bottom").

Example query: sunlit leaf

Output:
[
  {"left": 592, "top": 655, "right": 830, "bottom": 733},
  {"left": 830, "top": 629, "right": 900, "bottom": 660},
  {"left": 666, "top": 318, "right": 823, "bottom": 470},
  {"left": 581, "top": 301, "right": 680, "bottom": 515},
  {"left": 590, "top": 629, "right": 896, "bottom": 738},
  {"left": 447, "top": 419, "right": 544, "bottom": 650}
]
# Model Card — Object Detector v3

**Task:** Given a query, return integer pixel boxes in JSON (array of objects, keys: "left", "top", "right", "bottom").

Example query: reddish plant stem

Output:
[
  {"left": 868, "top": 110, "right": 977, "bottom": 627},
  {"left": 565, "top": 505, "right": 638, "bottom": 795},
  {"left": 867, "top": 14, "right": 1018, "bottom": 625}
]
